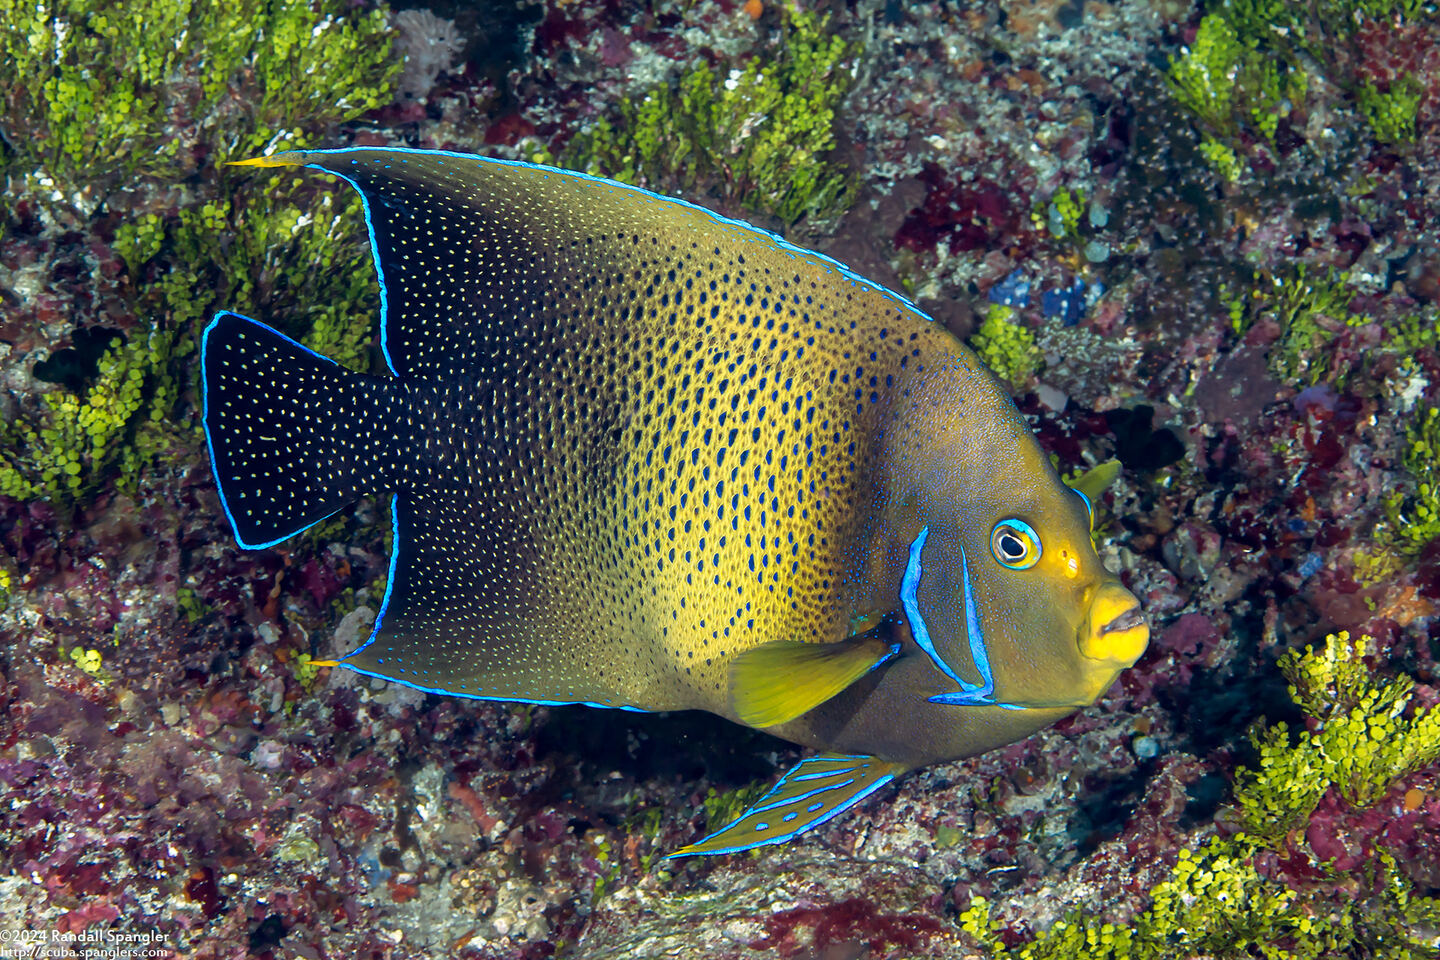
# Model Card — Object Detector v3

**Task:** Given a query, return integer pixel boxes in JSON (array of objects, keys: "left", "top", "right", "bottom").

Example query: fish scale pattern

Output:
[{"left": 228, "top": 149, "right": 972, "bottom": 715}]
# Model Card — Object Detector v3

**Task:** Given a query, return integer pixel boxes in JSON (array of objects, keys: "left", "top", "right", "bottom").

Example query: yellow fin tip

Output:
[{"left": 225, "top": 155, "right": 302, "bottom": 169}]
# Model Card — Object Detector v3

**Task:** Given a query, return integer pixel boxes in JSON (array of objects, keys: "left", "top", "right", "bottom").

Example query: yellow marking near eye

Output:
[{"left": 1063, "top": 550, "right": 1079, "bottom": 579}]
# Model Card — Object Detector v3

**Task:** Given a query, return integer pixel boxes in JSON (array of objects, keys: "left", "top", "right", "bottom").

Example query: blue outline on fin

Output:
[
  {"left": 867, "top": 641, "right": 901, "bottom": 677},
  {"left": 265, "top": 145, "right": 935, "bottom": 381},
  {"left": 342, "top": 492, "right": 403, "bottom": 663},
  {"left": 1072, "top": 486, "right": 1093, "bottom": 522},
  {"left": 331, "top": 495, "right": 649, "bottom": 713},
  {"left": 793, "top": 766, "right": 859, "bottom": 782},
  {"left": 748, "top": 778, "right": 858, "bottom": 815},
  {"left": 289, "top": 165, "right": 399, "bottom": 376},
  {"left": 200, "top": 310, "right": 347, "bottom": 550},
  {"left": 668, "top": 763, "right": 898, "bottom": 857}
]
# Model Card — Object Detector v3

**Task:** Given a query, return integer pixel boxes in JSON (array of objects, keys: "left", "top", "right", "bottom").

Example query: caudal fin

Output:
[{"left": 202, "top": 311, "right": 375, "bottom": 549}]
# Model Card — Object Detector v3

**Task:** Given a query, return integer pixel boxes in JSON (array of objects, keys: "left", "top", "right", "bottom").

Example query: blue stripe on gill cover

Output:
[
  {"left": 332, "top": 495, "right": 651, "bottom": 713},
  {"left": 666, "top": 754, "right": 902, "bottom": 857},
  {"left": 899, "top": 526, "right": 997, "bottom": 706}
]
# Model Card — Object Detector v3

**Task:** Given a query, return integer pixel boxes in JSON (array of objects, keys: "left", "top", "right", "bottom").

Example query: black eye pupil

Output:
[{"left": 1001, "top": 534, "right": 1024, "bottom": 558}]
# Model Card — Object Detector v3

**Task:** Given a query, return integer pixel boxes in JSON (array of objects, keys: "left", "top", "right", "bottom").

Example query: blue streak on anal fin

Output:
[{"left": 666, "top": 754, "right": 904, "bottom": 857}]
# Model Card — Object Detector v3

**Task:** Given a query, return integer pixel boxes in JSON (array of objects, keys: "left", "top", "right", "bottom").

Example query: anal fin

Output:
[
  {"left": 729, "top": 636, "right": 897, "bottom": 728},
  {"left": 667, "top": 754, "right": 906, "bottom": 857}
]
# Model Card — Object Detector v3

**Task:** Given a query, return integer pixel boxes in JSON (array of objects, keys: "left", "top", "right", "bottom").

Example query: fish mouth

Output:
[
  {"left": 1101, "top": 605, "right": 1146, "bottom": 635},
  {"left": 1078, "top": 582, "right": 1149, "bottom": 665}
]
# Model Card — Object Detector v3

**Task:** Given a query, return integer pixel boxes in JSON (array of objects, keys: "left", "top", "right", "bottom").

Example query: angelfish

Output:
[{"left": 202, "top": 148, "right": 1149, "bottom": 856}]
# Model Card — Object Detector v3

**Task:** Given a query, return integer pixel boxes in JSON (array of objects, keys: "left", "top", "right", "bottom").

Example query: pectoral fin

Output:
[
  {"left": 1068, "top": 459, "right": 1121, "bottom": 501},
  {"left": 728, "top": 636, "right": 897, "bottom": 728},
  {"left": 667, "top": 754, "right": 907, "bottom": 857}
]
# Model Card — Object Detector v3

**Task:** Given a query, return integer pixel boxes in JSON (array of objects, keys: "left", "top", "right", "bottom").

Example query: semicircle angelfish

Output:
[{"left": 202, "top": 147, "right": 1148, "bottom": 857}]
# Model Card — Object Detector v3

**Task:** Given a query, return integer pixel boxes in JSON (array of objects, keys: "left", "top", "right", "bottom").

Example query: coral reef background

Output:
[{"left": 1, "top": 0, "right": 1439, "bottom": 957}]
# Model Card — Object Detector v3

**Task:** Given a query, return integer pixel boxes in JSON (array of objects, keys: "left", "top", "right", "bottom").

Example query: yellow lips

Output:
[{"left": 1079, "top": 581, "right": 1149, "bottom": 665}]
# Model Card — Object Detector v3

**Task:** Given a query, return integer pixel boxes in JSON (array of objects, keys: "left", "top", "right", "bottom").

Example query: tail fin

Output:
[{"left": 202, "top": 311, "right": 371, "bottom": 549}]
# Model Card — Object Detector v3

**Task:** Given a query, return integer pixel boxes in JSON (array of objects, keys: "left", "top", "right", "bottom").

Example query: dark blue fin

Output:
[
  {"left": 667, "top": 754, "right": 906, "bottom": 857},
  {"left": 201, "top": 311, "right": 387, "bottom": 549}
]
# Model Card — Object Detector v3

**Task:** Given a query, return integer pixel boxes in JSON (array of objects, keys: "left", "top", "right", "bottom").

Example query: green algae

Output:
[
  {"left": 0, "top": 0, "right": 395, "bottom": 510},
  {"left": 1237, "top": 631, "right": 1440, "bottom": 834},
  {"left": 1166, "top": 15, "right": 1246, "bottom": 135},
  {"left": 173, "top": 176, "right": 383, "bottom": 373},
  {"left": 1223, "top": 265, "right": 1360, "bottom": 387},
  {"left": 1381, "top": 406, "right": 1440, "bottom": 555},
  {"left": 175, "top": 586, "right": 212, "bottom": 625},
  {"left": 292, "top": 652, "right": 324, "bottom": 691},
  {"left": 960, "top": 632, "right": 1440, "bottom": 960},
  {"left": 274, "top": 821, "right": 321, "bottom": 863},
  {"left": 0, "top": 325, "right": 183, "bottom": 503},
  {"left": 965, "top": 842, "right": 1439, "bottom": 960},
  {"left": 1166, "top": 0, "right": 1429, "bottom": 180},
  {"left": 1165, "top": 11, "right": 1305, "bottom": 182},
  {"left": 1, "top": 175, "right": 380, "bottom": 507},
  {"left": 563, "top": 2, "right": 857, "bottom": 225},
  {"left": 1044, "top": 187, "right": 1086, "bottom": 240},
  {"left": 0, "top": 0, "right": 397, "bottom": 193},
  {"left": 1216, "top": 0, "right": 1431, "bottom": 58},
  {"left": 970, "top": 304, "right": 1042, "bottom": 391},
  {"left": 1358, "top": 76, "right": 1424, "bottom": 148},
  {"left": 699, "top": 781, "right": 770, "bottom": 840},
  {"left": 67, "top": 645, "right": 107, "bottom": 679},
  {"left": 1265, "top": 266, "right": 1361, "bottom": 387}
]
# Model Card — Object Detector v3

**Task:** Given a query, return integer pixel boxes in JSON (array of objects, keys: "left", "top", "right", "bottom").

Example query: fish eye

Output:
[{"left": 990, "top": 518, "right": 1041, "bottom": 570}]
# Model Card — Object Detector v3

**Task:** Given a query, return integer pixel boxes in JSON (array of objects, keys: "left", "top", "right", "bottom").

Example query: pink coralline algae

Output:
[{"left": 894, "top": 163, "right": 1035, "bottom": 260}]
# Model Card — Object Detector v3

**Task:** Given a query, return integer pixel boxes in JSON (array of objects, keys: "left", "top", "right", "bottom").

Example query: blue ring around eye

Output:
[{"left": 990, "top": 518, "right": 1041, "bottom": 569}]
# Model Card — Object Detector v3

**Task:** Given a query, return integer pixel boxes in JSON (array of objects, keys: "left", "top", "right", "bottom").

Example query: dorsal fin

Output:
[{"left": 230, "top": 148, "right": 929, "bottom": 380}]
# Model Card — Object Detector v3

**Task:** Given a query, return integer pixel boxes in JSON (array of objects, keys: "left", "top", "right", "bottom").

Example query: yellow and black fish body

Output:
[{"left": 202, "top": 148, "right": 1149, "bottom": 856}]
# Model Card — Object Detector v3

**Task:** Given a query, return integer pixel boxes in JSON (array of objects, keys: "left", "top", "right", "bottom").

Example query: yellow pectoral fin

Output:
[
  {"left": 1067, "top": 458, "right": 1121, "bottom": 501},
  {"left": 729, "top": 635, "right": 897, "bottom": 728}
]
